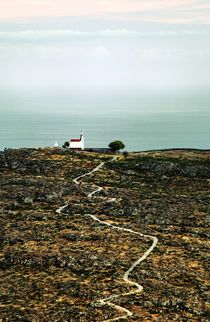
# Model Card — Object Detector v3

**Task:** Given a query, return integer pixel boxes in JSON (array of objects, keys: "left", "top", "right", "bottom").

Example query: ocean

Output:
[{"left": 0, "top": 90, "right": 209, "bottom": 152}]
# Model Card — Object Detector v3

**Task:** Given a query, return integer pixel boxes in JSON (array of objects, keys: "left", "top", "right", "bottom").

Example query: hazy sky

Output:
[{"left": 0, "top": 0, "right": 210, "bottom": 93}]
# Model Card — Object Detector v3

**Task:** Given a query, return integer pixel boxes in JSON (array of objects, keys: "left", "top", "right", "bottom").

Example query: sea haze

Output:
[{"left": 0, "top": 90, "right": 209, "bottom": 151}]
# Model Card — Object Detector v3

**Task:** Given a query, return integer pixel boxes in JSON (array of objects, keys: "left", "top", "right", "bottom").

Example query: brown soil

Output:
[{"left": 0, "top": 148, "right": 209, "bottom": 321}]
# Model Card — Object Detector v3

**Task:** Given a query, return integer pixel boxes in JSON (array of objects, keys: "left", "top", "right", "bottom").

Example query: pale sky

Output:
[
  {"left": 0, "top": 0, "right": 210, "bottom": 93},
  {"left": 1, "top": 0, "right": 210, "bottom": 24}
]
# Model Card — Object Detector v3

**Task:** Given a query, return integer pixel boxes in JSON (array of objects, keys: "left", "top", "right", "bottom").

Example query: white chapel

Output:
[{"left": 69, "top": 131, "right": 84, "bottom": 150}]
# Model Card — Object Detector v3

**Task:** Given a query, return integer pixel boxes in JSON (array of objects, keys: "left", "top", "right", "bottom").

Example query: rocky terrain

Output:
[{"left": 0, "top": 148, "right": 209, "bottom": 321}]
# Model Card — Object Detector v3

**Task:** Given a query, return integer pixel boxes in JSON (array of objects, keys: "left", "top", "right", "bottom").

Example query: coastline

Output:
[{"left": 1, "top": 146, "right": 210, "bottom": 153}]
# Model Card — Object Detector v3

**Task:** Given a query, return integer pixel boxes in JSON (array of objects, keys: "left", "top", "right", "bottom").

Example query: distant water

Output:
[{"left": 0, "top": 91, "right": 210, "bottom": 151}]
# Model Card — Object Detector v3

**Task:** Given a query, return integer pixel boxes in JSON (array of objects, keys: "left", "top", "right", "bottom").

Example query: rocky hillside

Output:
[{"left": 0, "top": 148, "right": 209, "bottom": 321}]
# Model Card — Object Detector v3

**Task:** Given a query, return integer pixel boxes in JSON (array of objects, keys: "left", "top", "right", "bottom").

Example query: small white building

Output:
[{"left": 69, "top": 131, "right": 84, "bottom": 150}]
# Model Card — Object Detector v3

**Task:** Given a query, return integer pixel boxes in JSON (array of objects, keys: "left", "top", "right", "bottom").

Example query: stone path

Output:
[{"left": 59, "top": 156, "right": 158, "bottom": 321}]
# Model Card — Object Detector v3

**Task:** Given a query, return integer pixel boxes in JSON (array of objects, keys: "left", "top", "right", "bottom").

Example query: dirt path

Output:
[
  {"left": 88, "top": 214, "right": 158, "bottom": 321},
  {"left": 73, "top": 161, "right": 106, "bottom": 185},
  {"left": 58, "top": 156, "right": 158, "bottom": 321}
]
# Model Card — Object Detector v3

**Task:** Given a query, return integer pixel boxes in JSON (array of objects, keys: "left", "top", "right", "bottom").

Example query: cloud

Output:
[
  {"left": 0, "top": 0, "right": 210, "bottom": 25},
  {"left": 0, "top": 29, "right": 208, "bottom": 44},
  {"left": 0, "top": 2, "right": 209, "bottom": 93}
]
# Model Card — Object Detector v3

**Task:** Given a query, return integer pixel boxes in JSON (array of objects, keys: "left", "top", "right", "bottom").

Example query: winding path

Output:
[{"left": 58, "top": 156, "right": 158, "bottom": 321}]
